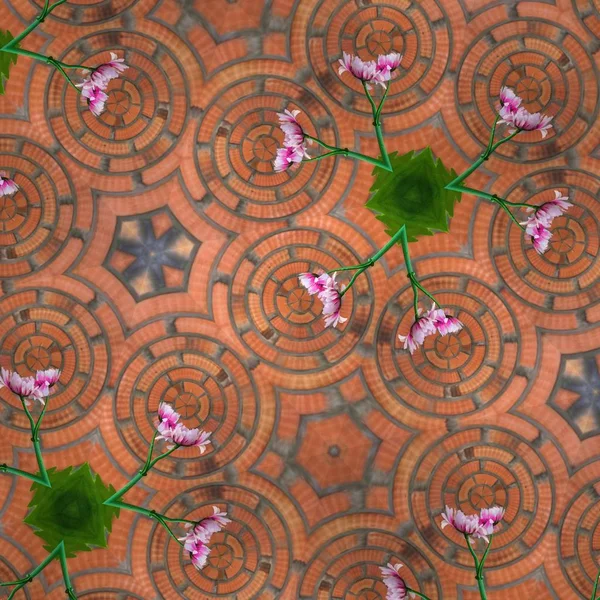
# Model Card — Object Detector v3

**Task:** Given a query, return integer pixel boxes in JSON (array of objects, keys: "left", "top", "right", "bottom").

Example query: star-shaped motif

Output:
[{"left": 105, "top": 209, "right": 200, "bottom": 301}]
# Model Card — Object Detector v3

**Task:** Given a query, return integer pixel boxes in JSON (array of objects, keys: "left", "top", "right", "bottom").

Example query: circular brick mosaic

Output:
[
  {"left": 150, "top": 485, "right": 291, "bottom": 598},
  {"left": 376, "top": 275, "right": 524, "bottom": 416},
  {"left": 0, "top": 137, "right": 77, "bottom": 279},
  {"left": 490, "top": 170, "right": 600, "bottom": 315},
  {"left": 410, "top": 427, "right": 554, "bottom": 570},
  {"left": 456, "top": 18, "right": 599, "bottom": 160},
  {"left": 300, "top": 531, "right": 440, "bottom": 599},
  {"left": 45, "top": 32, "right": 188, "bottom": 175},
  {"left": 228, "top": 228, "right": 373, "bottom": 373},
  {"left": 306, "top": 0, "right": 452, "bottom": 116},
  {"left": 114, "top": 333, "right": 258, "bottom": 478},
  {"left": 11, "top": 0, "right": 140, "bottom": 24},
  {"left": 0, "top": 289, "right": 109, "bottom": 430},
  {"left": 559, "top": 475, "right": 600, "bottom": 598},
  {"left": 195, "top": 74, "right": 340, "bottom": 224}
]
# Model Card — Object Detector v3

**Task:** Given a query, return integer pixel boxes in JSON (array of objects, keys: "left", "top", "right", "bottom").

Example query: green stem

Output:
[
  {"left": 106, "top": 500, "right": 184, "bottom": 547},
  {"left": 21, "top": 398, "right": 50, "bottom": 487},
  {"left": 2, "top": 541, "right": 68, "bottom": 599},
  {"left": 1, "top": 0, "right": 68, "bottom": 51},
  {"left": 336, "top": 224, "right": 411, "bottom": 297},
  {"left": 57, "top": 542, "right": 77, "bottom": 599},
  {"left": 483, "top": 115, "right": 500, "bottom": 157},
  {"left": 33, "top": 400, "right": 49, "bottom": 438},
  {"left": 410, "top": 276, "right": 438, "bottom": 306},
  {"left": 591, "top": 568, "right": 600, "bottom": 600},
  {"left": 0, "top": 463, "right": 48, "bottom": 485},
  {"left": 339, "top": 266, "right": 367, "bottom": 298},
  {"left": 302, "top": 149, "right": 346, "bottom": 163},
  {"left": 103, "top": 441, "right": 178, "bottom": 506},
  {"left": 374, "top": 83, "right": 390, "bottom": 123},
  {"left": 363, "top": 82, "right": 392, "bottom": 171},
  {"left": 477, "top": 535, "right": 493, "bottom": 577},
  {"left": 406, "top": 589, "right": 432, "bottom": 600},
  {"left": 305, "top": 135, "right": 392, "bottom": 171},
  {"left": 0, "top": 47, "right": 89, "bottom": 70},
  {"left": 465, "top": 535, "right": 488, "bottom": 600}
]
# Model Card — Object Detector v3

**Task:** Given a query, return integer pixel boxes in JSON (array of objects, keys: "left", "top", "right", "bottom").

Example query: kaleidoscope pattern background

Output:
[{"left": 0, "top": 0, "right": 599, "bottom": 598}]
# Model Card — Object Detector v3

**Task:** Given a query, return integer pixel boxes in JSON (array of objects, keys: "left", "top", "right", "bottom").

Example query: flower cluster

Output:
[
  {"left": 78, "top": 52, "right": 128, "bottom": 117},
  {"left": 498, "top": 86, "right": 553, "bottom": 137},
  {"left": 156, "top": 402, "right": 211, "bottom": 453},
  {"left": 299, "top": 272, "right": 347, "bottom": 328},
  {"left": 338, "top": 51, "right": 402, "bottom": 89},
  {"left": 380, "top": 563, "right": 413, "bottom": 600},
  {"left": 399, "top": 303, "right": 463, "bottom": 354},
  {"left": 441, "top": 505, "right": 505, "bottom": 543},
  {"left": 0, "top": 173, "right": 18, "bottom": 197},
  {"left": 0, "top": 367, "right": 61, "bottom": 405},
  {"left": 180, "top": 506, "right": 231, "bottom": 570},
  {"left": 274, "top": 109, "right": 311, "bottom": 173},
  {"left": 521, "top": 190, "right": 573, "bottom": 254}
]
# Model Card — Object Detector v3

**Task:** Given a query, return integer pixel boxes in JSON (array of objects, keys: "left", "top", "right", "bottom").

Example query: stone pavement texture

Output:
[{"left": 0, "top": 0, "right": 599, "bottom": 598}]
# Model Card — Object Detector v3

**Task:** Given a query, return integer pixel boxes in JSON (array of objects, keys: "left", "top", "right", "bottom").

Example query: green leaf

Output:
[
  {"left": 366, "top": 148, "right": 462, "bottom": 242},
  {"left": 25, "top": 464, "right": 120, "bottom": 558},
  {"left": 0, "top": 30, "right": 18, "bottom": 95}
]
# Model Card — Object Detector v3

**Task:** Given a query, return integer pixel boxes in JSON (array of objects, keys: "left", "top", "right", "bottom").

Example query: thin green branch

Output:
[
  {"left": 21, "top": 398, "right": 50, "bottom": 487},
  {"left": 591, "top": 568, "right": 600, "bottom": 600},
  {"left": 406, "top": 589, "right": 432, "bottom": 600}
]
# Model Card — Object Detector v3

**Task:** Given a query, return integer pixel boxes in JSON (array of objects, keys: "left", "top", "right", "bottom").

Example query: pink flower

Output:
[
  {"left": 338, "top": 52, "right": 386, "bottom": 89},
  {"left": 274, "top": 109, "right": 311, "bottom": 172},
  {"left": 0, "top": 367, "right": 51, "bottom": 405},
  {"left": 157, "top": 402, "right": 180, "bottom": 430},
  {"left": 318, "top": 273, "right": 347, "bottom": 328},
  {"left": 510, "top": 107, "right": 553, "bottom": 137},
  {"left": 531, "top": 190, "right": 573, "bottom": 228},
  {"left": 528, "top": 221, "right": 552, "bottom": 254},
  {"left": 34, "top": 369, "right": 61, "bottom": 389},
  {"left": 78, "top": 53, "right": 128, "bottom": 117},
  {"left": 183, "top": 506, "right": 231, "bottom": 544},
  {"left": 0, "top": 174, "right": 18, "bottom": 197},
  {"left": 274, "top": 145, "right": 304, "bottom": 173},
  {"left": 85, "top": 52, "right": 128, "bottom": 89},
  {"left": 380, "top": 563, "right": 411, "bottom": 600},
  {"left": 376, "top": 52, "right": 402, "bottom": 80},
  {"left": 425, "top": 304, "right": 463, "bottom": 337},
  {"left": 441, "top": 505, "right": 490, "bottom": 542},
  {"left": 398, "top": 309, "right": 437, "bottom": 354},
  {"left": 498, "top": 86, "right": 522, "bottom": 113},
  {"left": 185, "top": 536, "right": 211, "bottom": 571},
  {"left": 499, "top": 103, "right": 553, "bottom": 138},
  {"left": 520, "top": 191, "right": 572, "bottom": 255},
  {"left": 298, "top": 272, "right": 327, "bottom": 295},
  {"left": 81, "top": 85, "right": 108, "bottom": 117},
  {"left": 161, "top": 422, "right": 212, "bottom": 453},
  {"left": 479, "top": 506, "right": 505, "bottom": 528}
]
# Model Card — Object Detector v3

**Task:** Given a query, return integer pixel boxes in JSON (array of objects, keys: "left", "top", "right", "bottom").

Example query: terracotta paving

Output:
[{"left": 0, "top": 0, "right": 599, "bottom": 598}]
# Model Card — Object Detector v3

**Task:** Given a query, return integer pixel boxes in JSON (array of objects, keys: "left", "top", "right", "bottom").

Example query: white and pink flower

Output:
[
  {"left": 298, "top": 272, "right": 328, "bottom": 296},
  {"left": 479, "top": 506, "right": 505, "bottom": 537},
  {"left": 426, "top": 305, "right": 463, "bottom": 337},
  {"left": 398, "top": 309, "right": 436, "bottom": 354},
  {"left": 498, "top": 86, "right": 522, "bottom": 113},
  {"left": 81, "top": 85, "right": 109, "bottom": 117},
  {"left": 157, "top": 402, "right": 180, "bottom": 430},
  {"left": 274, "top": 145, "right": 304, "bottom": 173},
  {"left": 521, "top": 190, "right": 572, "bottom": 255},
  {"left": 338, "top": 51, "right": 402, "bottom": 89},
  {"left": 157, "top": 420, "right": 212, "bottom": 453},
  {"left": 498, "top": 88, "right": 553, "bottom": 138},
  {"left": 0, "top": 174, "right": 18, "bottom": 197},
  {"left": 78, "top": 52, "right": 128, "bottom": 117},
  {"left": 274, "top": 109, "right": 311, "bottom": 172},
  {"left": 180, "top": 506, "right": 230, "bottom": 572},
  {"left": 0, "top": 367, "right": 59, "bottom": 406},
  {"left": 380, "top": 563, "right": 412, "bottom": 600},
  {"left": 441, "top": 505, "right": 487, "bottom": 539},
  {"left": 185, "top": 536, "right": 211, "bottom": 571},
  {"left": 299, "top": 272, "right": 347, "bottom": 329},
  {"left": 184, "top": 506, "right": 231, "bottom": 544}
]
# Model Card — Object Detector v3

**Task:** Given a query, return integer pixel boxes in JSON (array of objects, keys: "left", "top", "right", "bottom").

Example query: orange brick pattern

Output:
[{"left": 0, "top": 0, "right": 599, "bottom": 598}]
